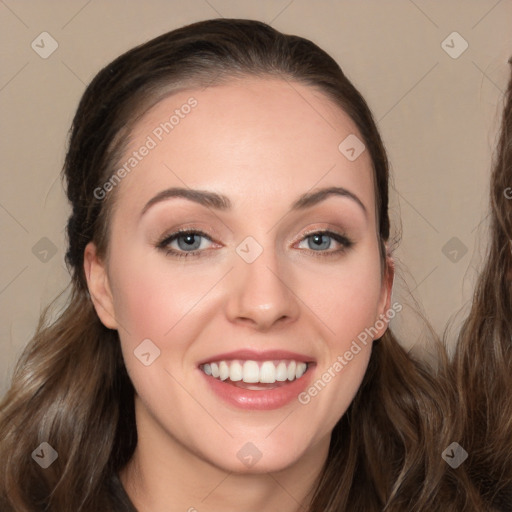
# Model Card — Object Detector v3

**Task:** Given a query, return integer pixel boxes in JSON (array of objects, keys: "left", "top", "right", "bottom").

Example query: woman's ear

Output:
[
  {"left": 83, "top": 242, "right": 118, "bottom": 330},
  {"left": 375, "top": 251, "right": 395, "bottom": 339}
]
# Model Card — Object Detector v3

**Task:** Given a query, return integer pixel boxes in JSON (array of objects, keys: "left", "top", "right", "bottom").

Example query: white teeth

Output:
[
  {"left": 242, "top": 361, "right": 260, "bottom": 383},
  {"left": 229, "top": 361, "right": 243, "bottom": 381},
  {"left": 260, "top": 361, "right": 276, "bottom": 383},
  {"left": 287, "top": 361, "right": 296, "bottom": 381},
  {"left": 200, "top": 359, "right": 310, "bottom": 384},
  {"left": 219, "top": 361, "right": 230, "bottom": 381},
  {"left": 276, "top": 362, "right": 288, "bottom": 381},
  {"left": 296, "top": 362, "right": 307, "bottom": 379}
]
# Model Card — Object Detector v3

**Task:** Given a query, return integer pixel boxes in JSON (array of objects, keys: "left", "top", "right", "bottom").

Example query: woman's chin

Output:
[
  {"left": 194, "top": 432, "right": 326, "bottom": 476},
  {"left": 206, "top": 450, "right": 305, "bottom": 475}
]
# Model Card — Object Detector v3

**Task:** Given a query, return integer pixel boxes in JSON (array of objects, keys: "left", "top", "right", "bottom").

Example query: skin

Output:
[{"left": 84, "top": 77, "right": 394, "bottom": 512}]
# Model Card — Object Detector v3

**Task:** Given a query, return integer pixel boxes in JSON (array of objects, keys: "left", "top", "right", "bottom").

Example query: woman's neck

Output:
[{"left": 119, "top": 396, "right": 329, "bottom": 512}]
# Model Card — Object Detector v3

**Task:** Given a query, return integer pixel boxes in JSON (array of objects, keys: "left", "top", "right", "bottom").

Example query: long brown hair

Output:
[
  {"left": 0, "top": 18, "right": 500, "bottom": 511},
  {"left": 451, "top": 59, "right": 512, "bottom": 511}
]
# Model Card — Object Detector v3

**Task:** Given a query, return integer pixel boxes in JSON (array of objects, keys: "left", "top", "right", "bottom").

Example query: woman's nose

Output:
[{"left": 224, "top": 245, "right": 301, "bottom": 331}]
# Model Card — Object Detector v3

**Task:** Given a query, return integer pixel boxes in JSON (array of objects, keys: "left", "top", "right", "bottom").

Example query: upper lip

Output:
[{"left": 197, "top": 349, "right": 316, "bottom": 366}]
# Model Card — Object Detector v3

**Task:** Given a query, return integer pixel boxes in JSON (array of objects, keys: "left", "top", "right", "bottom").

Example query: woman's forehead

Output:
[
  {"left": 130, "top": 77, "right": 359, "bottom": 143},
  {"left": 114, "top": 78, "right": 375, "bottom": 216}
]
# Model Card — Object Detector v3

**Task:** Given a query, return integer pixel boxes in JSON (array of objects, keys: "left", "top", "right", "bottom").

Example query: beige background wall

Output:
[{"left": 1, "top": 0, "right": 511, "bottom": 394}]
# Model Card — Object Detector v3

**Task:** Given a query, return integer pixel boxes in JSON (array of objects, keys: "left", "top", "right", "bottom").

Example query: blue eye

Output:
[
  {"left": 157, "top": 230, "right": 214, "bottom": 258},
  {"left": 157, "top": 229, "right": 353, "bottom": 259},
  {"left": 297, "top": 231, "right": 353, "bottom": 254},
  {"left": 174, "top": 233, "right": 204, "bottom": 251}
]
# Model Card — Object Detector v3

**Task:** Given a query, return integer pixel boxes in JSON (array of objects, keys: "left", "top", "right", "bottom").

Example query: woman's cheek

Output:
[
  {"left": 311, "top": 265, "right": 382, "bottom": 343},
  {"left": 109, "top": 249, "right": 191, "bottom": 336}
]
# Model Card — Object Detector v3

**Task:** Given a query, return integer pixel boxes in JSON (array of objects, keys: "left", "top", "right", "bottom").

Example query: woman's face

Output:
[{"left": 85, "top": 77, "right": 393, "bottom": 474}]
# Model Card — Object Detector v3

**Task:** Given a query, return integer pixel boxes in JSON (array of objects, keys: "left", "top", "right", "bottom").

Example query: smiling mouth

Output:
[{"left": 199, "top": 359, "right": 310, "bottom": 389}]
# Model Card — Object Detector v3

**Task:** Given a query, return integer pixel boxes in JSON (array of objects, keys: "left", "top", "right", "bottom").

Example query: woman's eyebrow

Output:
[
  {"left": 140, "top": 186, "right": 367, "bottom": 218},
  {"left": 292, "top": 187, "right": 367, "bottom": 217}
]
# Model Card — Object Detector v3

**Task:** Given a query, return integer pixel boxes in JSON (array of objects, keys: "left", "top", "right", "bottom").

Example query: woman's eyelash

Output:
[
  {"left": 299, "top": 230, "right": 354, "bottom": 257},
  {"left": 156, "top": 229, "right": 215, "bottom": 259},
  {"left": 156, "top": 229, "right": 354, "bottom": 259}
]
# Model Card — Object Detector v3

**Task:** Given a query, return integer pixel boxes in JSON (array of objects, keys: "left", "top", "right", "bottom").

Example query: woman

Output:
[
  {"left": 0, "top": 18, "right": 503, "bottom": 511},
  {"left": 451, "top": 57, "right": 512, "bottom": 510}
]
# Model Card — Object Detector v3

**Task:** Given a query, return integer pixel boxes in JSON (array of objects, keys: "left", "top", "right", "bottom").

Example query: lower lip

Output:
[{"left": 199, "top": 365, "right": 315, "bottom": 410}]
